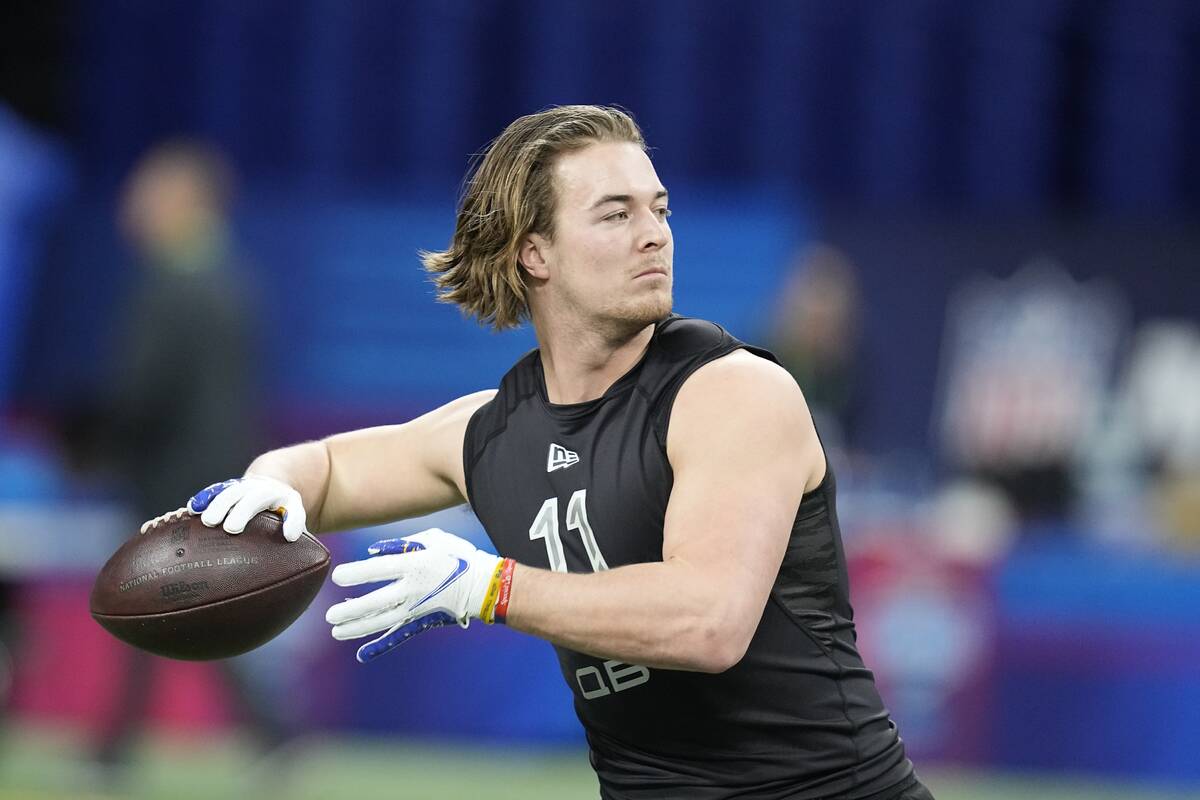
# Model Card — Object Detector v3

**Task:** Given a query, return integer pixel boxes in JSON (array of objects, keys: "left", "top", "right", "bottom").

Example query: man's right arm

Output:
[{"left": 240, "top": 389, "right": 495, "bottom": 535}]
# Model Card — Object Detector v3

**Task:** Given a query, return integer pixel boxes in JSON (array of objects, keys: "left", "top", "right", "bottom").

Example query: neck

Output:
[
  {"left": 150, "top": 218, "right": 228, "bottom": 275},
  {"left": 532, "top": 310, "right": 658, "bottom": 404}
]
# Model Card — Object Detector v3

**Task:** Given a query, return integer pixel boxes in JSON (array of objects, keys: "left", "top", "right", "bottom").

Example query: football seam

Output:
[
  {"left": 143, "top": 508, "right": 287, "bottom": 534},
  {"left": 91, "top": 557, "right": 331, "bottom": 619}
]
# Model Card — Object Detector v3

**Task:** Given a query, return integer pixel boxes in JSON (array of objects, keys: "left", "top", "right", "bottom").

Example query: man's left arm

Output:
[{"left": 502, "top": 350, "right": 824, "bottom": 672}]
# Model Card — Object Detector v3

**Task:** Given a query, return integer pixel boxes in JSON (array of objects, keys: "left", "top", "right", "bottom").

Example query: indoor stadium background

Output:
[{"left": 2, "top": 2, "right": 1200, "bottom": 799}]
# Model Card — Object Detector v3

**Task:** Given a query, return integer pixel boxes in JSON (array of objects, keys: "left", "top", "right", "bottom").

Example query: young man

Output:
[{"left": 161, "top": 106, "right": 932, "bottom": 799}]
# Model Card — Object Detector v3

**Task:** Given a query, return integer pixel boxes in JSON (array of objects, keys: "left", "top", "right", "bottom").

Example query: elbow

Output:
[{"left": 688, "top": 616, "right": 753, "bottom": 674}]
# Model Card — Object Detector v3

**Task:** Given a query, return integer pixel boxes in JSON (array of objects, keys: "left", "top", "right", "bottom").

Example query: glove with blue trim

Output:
[
  {"left": 326, "top": 528, "right": 509, "bottom": 663},
  {"left": 161, "top": 476, "right": 309, "bottom": 542}
]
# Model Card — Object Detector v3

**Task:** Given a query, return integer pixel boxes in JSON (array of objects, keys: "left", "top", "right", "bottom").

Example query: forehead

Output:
[{"left": 552, "top": 141, "right": 663, "bottom": 209}]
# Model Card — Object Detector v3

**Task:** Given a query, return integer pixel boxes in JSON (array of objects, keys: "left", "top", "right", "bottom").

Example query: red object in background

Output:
[
  {"left": 9, "top": 578, "right": 234, "bottom": 735},
  {"left": 848, "top": 532, "right": 998, "bottom": 765}
]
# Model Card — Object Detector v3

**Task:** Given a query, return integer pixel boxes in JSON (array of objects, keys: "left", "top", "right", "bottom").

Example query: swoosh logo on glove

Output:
[{"left": 410, "top": 557, "right": 469, "bottom": 611}]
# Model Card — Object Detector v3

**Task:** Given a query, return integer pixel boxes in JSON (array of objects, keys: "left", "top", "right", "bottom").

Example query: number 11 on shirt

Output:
[{"left": 529, "top": 489, "right": 610, "bottom": 573}]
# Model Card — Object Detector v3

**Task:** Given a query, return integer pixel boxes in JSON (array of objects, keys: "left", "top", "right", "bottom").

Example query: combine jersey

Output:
[{"left": 463, "top": 315, "right": 915, "bottom": 800}]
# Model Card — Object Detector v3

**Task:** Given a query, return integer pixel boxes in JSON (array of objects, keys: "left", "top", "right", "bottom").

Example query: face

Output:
[
  {"left": 120, "top": 164, "right": 209, "bottom": 258},
  {"left": 524, "top": 141, "right": 673, "bottom": 336}
]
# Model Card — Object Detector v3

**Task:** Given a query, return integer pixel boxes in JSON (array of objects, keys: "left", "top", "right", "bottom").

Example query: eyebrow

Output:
[{"left": 590, "top": 190, "right": 669, "bottom": 210}]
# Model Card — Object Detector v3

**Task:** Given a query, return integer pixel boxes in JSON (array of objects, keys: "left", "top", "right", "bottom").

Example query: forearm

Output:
[
  {"left": 243, "top": 440, "right": 333, "bottom": 532},
  {"left": 505, "top": 560, "right": 748, "bottom": 673}
]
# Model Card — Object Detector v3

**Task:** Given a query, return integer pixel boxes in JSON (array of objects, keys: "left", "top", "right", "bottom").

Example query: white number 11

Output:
[{"left": 529, "top": 489, "right": 609, "bottom": 573}]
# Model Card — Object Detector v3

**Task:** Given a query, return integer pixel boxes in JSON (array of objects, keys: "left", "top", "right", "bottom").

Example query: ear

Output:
[{"left": 518, "top": 233, "right": 550, "bottom": 280}]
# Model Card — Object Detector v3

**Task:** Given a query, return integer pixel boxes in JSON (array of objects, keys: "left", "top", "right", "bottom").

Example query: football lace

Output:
[{"left": 140, "top": 506, "right": 189, "bottom": 534}]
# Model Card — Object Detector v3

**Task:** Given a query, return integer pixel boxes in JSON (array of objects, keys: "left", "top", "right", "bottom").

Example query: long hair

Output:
[{"left": 421, "top": 105, "right": 645, "bottom": 330}]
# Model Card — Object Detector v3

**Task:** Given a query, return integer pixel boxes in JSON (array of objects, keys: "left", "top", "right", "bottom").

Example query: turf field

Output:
[{"left": 1, "top": 722, "right": 1196, "bottom": 800}]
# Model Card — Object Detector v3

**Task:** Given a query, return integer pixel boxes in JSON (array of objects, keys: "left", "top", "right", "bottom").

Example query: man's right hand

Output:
[{"left": 184, "top": 476, "right": 308, "bottom": 542}]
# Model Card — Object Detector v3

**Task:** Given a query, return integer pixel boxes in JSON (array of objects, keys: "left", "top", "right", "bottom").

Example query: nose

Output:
[{"left": 636, "top": 208, "right": 670, "bottom": 252}]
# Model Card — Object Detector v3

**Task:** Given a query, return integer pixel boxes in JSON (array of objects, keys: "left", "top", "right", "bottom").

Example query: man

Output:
[
  {"left": 160, "top": 106, "right": 931, "bottom": 799},
  {"left": 97, "top": 141, "right": 290, "bottom": 765}
]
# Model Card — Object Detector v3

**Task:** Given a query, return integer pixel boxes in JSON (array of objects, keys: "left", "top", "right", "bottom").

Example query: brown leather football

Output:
[{"left": 90, "top": 510, "right": 330, "bottom": 660}]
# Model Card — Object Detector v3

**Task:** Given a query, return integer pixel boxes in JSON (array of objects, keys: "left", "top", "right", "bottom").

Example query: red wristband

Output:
[{"left": 493, "top": 558, "right": 516, "bottom": 624}]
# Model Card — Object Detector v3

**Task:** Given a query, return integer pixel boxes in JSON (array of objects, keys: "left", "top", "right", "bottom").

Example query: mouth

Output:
[{"left": 634, "top": 266, "right": 670, "bottom": 279}]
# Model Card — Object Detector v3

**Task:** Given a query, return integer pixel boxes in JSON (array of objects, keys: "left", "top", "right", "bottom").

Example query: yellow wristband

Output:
[{"left": 478, "top": 557, "right": 506, "bottom": 624}]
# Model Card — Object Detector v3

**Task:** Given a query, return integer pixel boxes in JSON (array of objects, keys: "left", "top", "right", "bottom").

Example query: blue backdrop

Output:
[{"left": 70, "top": 0, "right": 1200, "bottom": 213}]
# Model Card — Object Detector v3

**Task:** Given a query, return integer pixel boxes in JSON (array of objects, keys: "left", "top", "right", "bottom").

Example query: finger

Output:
[
  {"left": 356, "top": 611, "right": 458, "bottom": 663},
  {"left": 223, "top": 486, "right": 282, "bottom": 534},
  {"left": 325, "top": 581, "right": 410, "bottom": 626},
  {"left": 281, "top": 503, "right": 308, "bottom": 543},
  {"left": 189, "top": 479, "right": 240, "bottom": 514},
  {"left": 200, "top": 481, "right": 247, "bottom": 528},
  {"left": 367, "top": 538, "right": 425, "bottom": 556},
  {"left": 331, "top": 550, "right": 449, "bottom": 587},
  {"left": 331, "top": 605, "right": 412, "bottom": 640},
  {"left": 399, "top": 529, "right": 452, "bottom": 549}
]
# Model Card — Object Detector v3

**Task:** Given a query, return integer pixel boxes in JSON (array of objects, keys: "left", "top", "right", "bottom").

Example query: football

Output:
[{"left": 90, "top": 509, "right": 330, "bottom": 660}]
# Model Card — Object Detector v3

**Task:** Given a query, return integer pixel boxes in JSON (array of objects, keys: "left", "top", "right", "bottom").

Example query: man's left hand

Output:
[{"left": 326, "top": 528, "right": 506, "bottom": 663}]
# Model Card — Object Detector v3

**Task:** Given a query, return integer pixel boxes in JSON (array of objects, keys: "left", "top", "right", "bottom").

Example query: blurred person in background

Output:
[
  {"left": 157, "top": 105, "right": 933, "bottom": 800},
  {"left": 768, "top": 244, "right": 864, "bottom": 458},
  {"left": 1084, "top": 320, "right": 1200, "bottom": 548},
  {"left": 84, "top": 140, "right": 290, "bottom": 768}
]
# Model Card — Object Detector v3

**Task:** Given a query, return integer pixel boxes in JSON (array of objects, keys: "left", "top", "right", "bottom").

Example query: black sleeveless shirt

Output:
[{"left": 463, "top": 315, "right": 914, "bottom": 800}]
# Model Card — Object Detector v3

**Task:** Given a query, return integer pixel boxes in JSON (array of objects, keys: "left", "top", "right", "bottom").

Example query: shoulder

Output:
[
  {"left": 463, "top": 350, "right": 539, "bottom": 443},
  {"left": 668, "top": 349, "right": 825, "bottom": 491},
  {"left": 403, "top": 389, "right": 498, "bottom": 465},
  {"left": 643, "top": 315, "right": 782, "bottom": 392},
  {"left": 461, "top": 355, "right": 535, "bottom": 477},
  {"left": 640, "top": 316, "right": 759, "bottom": 408},
  {"left": 642, "top": 315, "right": 785, "bottom": 442},
  {"left": 354, "top": 390, "right": 496, "bottom": 455},
  {"left": 432, "top": 390, "right": 498, "bottom": 448},
  {"left": 652, "top": 315, "right": 738, "bottom": 358},
  {"left": 674, "top": 349, "right": 804, "bottom": 420},
  {"left": 437, "top": 388, "right": 498, "bottom": 419},
  {"left": 491, "top": 348, "right": 543, "bottom": 407}
]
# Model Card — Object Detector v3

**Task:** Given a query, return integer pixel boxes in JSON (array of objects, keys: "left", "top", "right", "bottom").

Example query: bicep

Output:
[
  {"left": 318, "top": 390, "right": 495, "bottom": 531},
  {"left": 662, "top": 353, "right": 823, "bottom": 625}
]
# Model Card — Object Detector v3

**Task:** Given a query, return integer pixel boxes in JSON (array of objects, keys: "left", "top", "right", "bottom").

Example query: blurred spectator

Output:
[
  {"left": 768, "top": 244, "right": 864, "bottom": 455},
  {"left": 73, "top": 140, "right": 290, "bottom": 767},
  {"left": 105, "top": 139, "right": 258, "bottom": 509},
  {"left": 1085, "top": 321, "right": 1200, "bottom": 548}
]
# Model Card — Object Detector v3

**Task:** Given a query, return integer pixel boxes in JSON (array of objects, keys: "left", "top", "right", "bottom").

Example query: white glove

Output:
[
  {"left": 326, "top": 528, "right": 508, "bottom": 662},
  {"left": 182, "top": 476, "right": 308, "bottom": 542}
]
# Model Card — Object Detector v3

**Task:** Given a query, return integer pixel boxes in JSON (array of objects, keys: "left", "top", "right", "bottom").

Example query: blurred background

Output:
[{"left": 1, "top": 1, "right": 1199, "bottom": 798}]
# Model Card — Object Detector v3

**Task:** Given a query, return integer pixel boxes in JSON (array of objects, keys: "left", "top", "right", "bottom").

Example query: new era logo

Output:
[{"left": 547, "top": 443, "right": 580, "bottom": 472}]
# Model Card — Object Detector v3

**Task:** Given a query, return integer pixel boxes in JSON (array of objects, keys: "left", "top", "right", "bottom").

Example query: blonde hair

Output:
[{"left": 421, "top": 105, "right": 646, "bottom": 330}]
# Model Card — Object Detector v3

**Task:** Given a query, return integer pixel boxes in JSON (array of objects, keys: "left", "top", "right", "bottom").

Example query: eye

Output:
[
  {"left": 655, "top": 207, "right": 672, "bottom": 219},
  {"left": 605, "top": 210, "right": 629, "bottom": 222}
]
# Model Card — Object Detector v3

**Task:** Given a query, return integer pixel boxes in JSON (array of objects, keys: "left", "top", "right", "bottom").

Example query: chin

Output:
[
  {"left": 586, "top": 288, "right": 673, "bottom": 340},
  {"left": 621, "top": 290, "right": 673, "bottom": 328}
]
